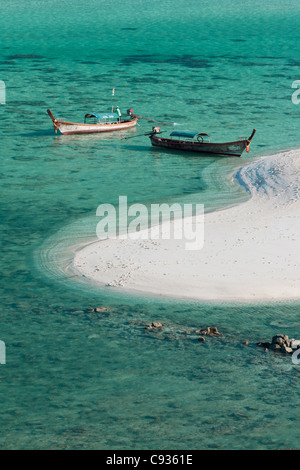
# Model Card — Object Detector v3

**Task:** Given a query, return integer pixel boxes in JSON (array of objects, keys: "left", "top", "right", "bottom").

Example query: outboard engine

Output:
[{"left": 152, "top": 126, "right": 160, "bottom": 134}]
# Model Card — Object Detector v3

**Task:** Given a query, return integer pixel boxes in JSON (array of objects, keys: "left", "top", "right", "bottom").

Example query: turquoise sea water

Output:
[{"left": 1, "top": 0, "right": 300, "bottom": 450}]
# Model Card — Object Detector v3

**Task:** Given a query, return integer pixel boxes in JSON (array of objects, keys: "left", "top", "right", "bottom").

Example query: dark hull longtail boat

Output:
[{"left": 149, "top": 127, "right": 256, "bottom": 157}]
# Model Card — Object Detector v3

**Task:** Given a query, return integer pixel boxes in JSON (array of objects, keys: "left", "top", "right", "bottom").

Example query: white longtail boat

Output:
[{"left": 47, "top": 109, "right": 138, "bottom": 135}]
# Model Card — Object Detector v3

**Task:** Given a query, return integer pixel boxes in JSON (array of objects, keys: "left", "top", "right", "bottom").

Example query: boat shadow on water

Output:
[
  {"left": 149, "top": 145, "right": 241, "bottom": 161},
  {"left": 44, "top": 128, "right": 139, "bottom": 149},
  {"left": 124, "top": 144, "right": 238, "bottom": 166}
]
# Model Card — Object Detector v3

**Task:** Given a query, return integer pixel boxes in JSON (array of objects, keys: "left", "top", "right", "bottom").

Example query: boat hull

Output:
[
  {"left": 55, "top": 118, "right": 137, "bottom": 135},
  {"left": 150, "top": 135, "right": 249, "bottom": 157},
  {"left": 47, "top": 110, "right": 138, "bottom": 135}
]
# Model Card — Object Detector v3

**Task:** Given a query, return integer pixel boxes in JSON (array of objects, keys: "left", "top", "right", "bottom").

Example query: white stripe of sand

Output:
[{"left": 72, "top": 150, "right": 300, "bottom": 302}]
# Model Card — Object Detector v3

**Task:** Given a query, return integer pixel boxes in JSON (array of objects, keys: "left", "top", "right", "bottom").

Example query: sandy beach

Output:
[{"left": 73, "top": 150, "right": 300, "bottom": 302}]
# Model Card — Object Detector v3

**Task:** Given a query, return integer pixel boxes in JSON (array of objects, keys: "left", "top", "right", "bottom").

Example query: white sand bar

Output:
[{"left": 73, "top": 151, "right": 300, "bottom": 302}]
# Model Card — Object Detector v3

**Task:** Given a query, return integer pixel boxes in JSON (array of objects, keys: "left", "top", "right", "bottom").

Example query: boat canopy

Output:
[
  {"left": 84, "top": 112, "right": 119, "bottom": 121},
  {"left": 170, "top": 131, "right": 209, "bottom": 139}
]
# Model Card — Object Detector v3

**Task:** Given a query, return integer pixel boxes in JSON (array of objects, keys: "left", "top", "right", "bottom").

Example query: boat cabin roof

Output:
[
  {"left": 170, "top": 131, "right": 209, "bottom": 139},
  {"left": 85, "top": 112, "right": 119, "bottom": 120}
]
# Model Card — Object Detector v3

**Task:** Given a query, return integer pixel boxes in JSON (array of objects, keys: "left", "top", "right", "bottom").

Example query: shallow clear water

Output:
[{"left": 1, "top": 0, "right": 300, "bottom": 450}]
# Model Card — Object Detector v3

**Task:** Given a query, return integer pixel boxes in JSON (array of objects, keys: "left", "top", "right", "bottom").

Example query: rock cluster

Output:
[
  {"left": 145, "top": 321, "right": 163, "bottom": 330},
  {"left": 257, "top": 334, "right": 300, "bottom": 354},
  {"left": 144, "top": 323, "right": 222, "bottom": 345},
  {"left": 195, "top": 326, "right": 221, "bottom": 343},
  {"left": 88, "top": 307, "right": 109, "bottom": 313},
  {"left": 195, "top": 327, "right": 221, "bottom": 337}
]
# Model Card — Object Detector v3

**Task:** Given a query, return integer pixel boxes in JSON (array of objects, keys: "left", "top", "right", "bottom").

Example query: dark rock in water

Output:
[
  {"left": 209, "top": 327, "right": 219, "bottom": 335},
  {"left": 272, "top": 334, "right": 288, "bottom": 346},
  {"left": 257, "top": 333, "right": 300, "bottom": 356},
  {"left": 281, "top": 345, "right": 293, "bottom": 354},
  {"left": 198, "top": 336, "right": 205, "bottom": 343},
  {"left": 257, "top": 342, "right": 271, "bottom": 348},
  {"left": 145, "top": 321, "right": 163, "bottom": 331},
  {"left": 196, "top": 326, "right": 221, "bottom": 337},
  {"left": 269, "top": 343, "right": 282, "bottom": 352},
  {"left": 87, "top": 307, "right": 109, "bottom": 313},
  {"left": 291, "top": 340, "right": 300, "bottom": 350}
]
